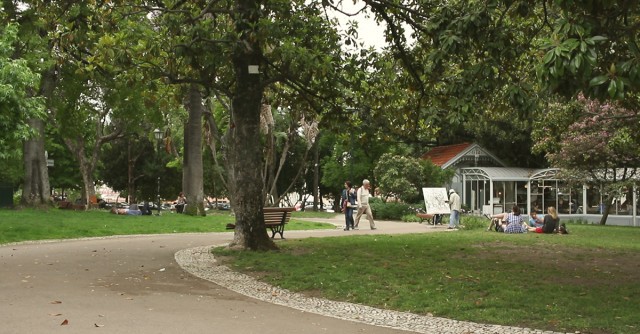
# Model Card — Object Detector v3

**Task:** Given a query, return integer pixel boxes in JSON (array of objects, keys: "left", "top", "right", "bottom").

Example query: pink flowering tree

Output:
[{"left": 542, "top": 95, "right": 640, "bottom": 224}]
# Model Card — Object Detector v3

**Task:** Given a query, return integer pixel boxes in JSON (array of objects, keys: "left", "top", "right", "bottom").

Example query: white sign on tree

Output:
[{"left": 422, "top": 188, "right": 451, "bottom": 214}]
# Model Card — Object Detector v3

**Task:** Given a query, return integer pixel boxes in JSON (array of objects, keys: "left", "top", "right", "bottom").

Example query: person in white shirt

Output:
[
  {"left": 355, "top": 179, "right": 377, "bottom": 230},
  {"left": 448, "top": 189, "right": 461, "bottom": 229}
]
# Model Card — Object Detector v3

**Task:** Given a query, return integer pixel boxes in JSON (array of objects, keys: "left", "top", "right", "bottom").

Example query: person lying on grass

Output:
[{"left": 110, "top": 203, "right": 142, "bottom": 216}]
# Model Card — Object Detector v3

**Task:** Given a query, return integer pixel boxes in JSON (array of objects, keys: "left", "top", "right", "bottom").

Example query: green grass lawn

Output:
[
  {"left": 213, "top": 222, "right": 640, "bottom": 334},
  {"left": 0, "top": 208, "right": 335, "bottom": 244},
  {"left": 3, "top": 208, "right": 638, "bottom": 333}
]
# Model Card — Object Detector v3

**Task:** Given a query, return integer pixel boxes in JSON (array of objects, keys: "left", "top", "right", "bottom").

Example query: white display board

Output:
[{"left": 422, "top": 188, "right": 451, "bottom": 214}]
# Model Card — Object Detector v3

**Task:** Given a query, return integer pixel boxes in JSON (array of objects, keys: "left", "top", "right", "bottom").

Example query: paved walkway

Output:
[{"left": 0, "top": 217, "right": 563, "bottom": 334}]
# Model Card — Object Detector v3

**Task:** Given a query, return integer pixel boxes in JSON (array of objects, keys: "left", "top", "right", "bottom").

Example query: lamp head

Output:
[{"left": 153, "top": 128, "right": 163, "bottom": 141}]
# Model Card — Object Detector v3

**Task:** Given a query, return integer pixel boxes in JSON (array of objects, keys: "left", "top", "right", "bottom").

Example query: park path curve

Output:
[{"left": 0, "top": 217, "right": 564, "bottom": 334}]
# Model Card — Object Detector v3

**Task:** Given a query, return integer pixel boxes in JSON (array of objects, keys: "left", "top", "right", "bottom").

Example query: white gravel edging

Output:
[{"left": 175, "top": 245, "right": 567, "bottom": 334}]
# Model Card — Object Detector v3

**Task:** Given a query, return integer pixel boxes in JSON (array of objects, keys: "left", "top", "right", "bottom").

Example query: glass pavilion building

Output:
[{"left": 423, "top": 143, "right": 639, "bottom": 226}]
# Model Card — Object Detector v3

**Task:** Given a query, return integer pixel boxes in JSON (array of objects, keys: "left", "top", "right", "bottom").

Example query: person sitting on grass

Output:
[
  {"left": 486, "top": 213, "right": 508, "bottom": 232},
  {"left": 502, "top": 205, "right": 527, "bottom": 234},
  {"left": 528, "top": 206, "right": 560, "bottom": 234},
  {"left": 528, "top": 211, "right": 544, "bottom": 228},
  {"left": 141, "top": 201, "right": 153, "bottom": 215},
  {"left": 175, "top": 192, "right": 186, "bottom": 214}
]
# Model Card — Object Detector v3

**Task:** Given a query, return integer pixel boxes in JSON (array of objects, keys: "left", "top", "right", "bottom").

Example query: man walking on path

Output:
[
  {"left": 448, "top": 188, "right": 461, "bottom": 229},
  {"left": 355, "top": 179, "right": 377, "bottom": 230}
]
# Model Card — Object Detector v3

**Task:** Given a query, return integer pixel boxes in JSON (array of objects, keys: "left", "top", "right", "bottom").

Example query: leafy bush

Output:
[
  {"left": 369, "top": 198, "right": 413, "bottom": 220},
  {"left": 374, "top": 153, "right": 455, "bottom": 204},
  {"left": 458, "top": 215, "right": 488, "bottom": 230},
  {"left": 401, "top": 214, "right": 422, "bottom": 222}
]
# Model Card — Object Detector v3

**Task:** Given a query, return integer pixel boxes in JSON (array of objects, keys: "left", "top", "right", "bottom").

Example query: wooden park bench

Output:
[
  {"left": 225, "top": 207, "right": 296, "bottom": 239},
  {"left": 263, "top": 207, "right": 296, "bottom": 239},
  {"left": 416, "top": 213, "right": 433, "bottom": 224},
  {"left": 416, "top": 213, "right": 443, "bottom": 225}
]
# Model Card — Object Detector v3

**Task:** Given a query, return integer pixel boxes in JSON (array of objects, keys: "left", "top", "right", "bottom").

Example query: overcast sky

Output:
[
  {"left": 330, "top": 1, "right": 415, "bottom": 51},
  {"left": 330, "top": 1, "right": 388, "bottom": 50}
]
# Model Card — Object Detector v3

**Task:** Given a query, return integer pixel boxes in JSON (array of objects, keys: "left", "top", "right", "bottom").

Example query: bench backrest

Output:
[{"left": 263, "top": 207, "right": 296, "bottom": 225}]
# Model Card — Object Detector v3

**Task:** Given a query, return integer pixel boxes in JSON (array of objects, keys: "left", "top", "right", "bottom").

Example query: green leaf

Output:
[
  {"left": 616, "top": 78, "right": 625, "bottom": 98},
  {"left": 564, "top": 38, "right": 579, "bottom": 51},
  {"left": 554, "top": 47, "right": 562, "bottom": 57},
  {"left": 589, "top": 36, "right": 608, "bottom": 42},
  {"left": 589, "top": 75, "right": 608, "bottom": 87},
  {"left": 574, "top": 54, "right": 582, "bottom": 69},
  {"left": 542, "top": 51, "right": 555, "bottom": 65},
  {"left": 580, "top": 41, "right": 588, "bottom": 52},
  {"left": 607, "top": 79, "right": 617, "bottom": 98}
]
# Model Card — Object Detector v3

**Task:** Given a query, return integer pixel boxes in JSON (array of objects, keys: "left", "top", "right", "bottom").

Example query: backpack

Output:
[{"left": 559, "top": 223, "right": 569, "bottom": 234}]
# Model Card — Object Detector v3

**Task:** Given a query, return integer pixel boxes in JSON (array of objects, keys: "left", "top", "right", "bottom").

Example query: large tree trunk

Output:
[
  {"left": 78, "top": 159, "right": 96, "bottom": 207},
  {"left": 183, "top": 84, "right": 206, "bottom": 216},
  {"left": 229, "top": 0, "right": 275, "bottom": 250},
  {"left": 21, "top": 118, "right": 51, "bottom": 207},
  {"left": 20, "top": 68, "right": 56, "bottom": 207}
]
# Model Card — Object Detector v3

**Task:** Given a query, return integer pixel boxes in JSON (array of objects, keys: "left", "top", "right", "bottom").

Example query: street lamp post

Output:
[
  {"left": 153, "top": 128, "right": 163, "bottom": 216},
  {"left": 345, "top": 108, "right": 358, "bottom": 182}
]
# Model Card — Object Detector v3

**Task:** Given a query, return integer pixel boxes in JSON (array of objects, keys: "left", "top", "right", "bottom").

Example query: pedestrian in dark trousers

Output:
[{"left": 341, "top": 181, "right": 356, "bottom": 230}]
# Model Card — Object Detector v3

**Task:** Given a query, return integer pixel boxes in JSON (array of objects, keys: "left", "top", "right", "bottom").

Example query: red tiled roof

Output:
[{"left": 421, "top": 142, "right": 472, "bottom": 166}]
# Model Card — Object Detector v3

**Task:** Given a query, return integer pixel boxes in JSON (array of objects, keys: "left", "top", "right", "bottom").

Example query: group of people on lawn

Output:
[
  {"left": 339, "top": 181, "right": 566, "bottom": 235},
  {"left": 488, "top": 205, "right": 567, "bottom": 234}
]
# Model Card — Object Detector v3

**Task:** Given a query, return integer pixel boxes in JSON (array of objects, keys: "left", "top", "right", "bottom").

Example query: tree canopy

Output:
[
  {"left": 534, "top": 94, "right": 640, "bottom": 224},
  {"left": 5, "top": 0, "right": 640, "bottom": 240},
  {"left": 0, "top": 23, "right": 44, "bottom": 159}
]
